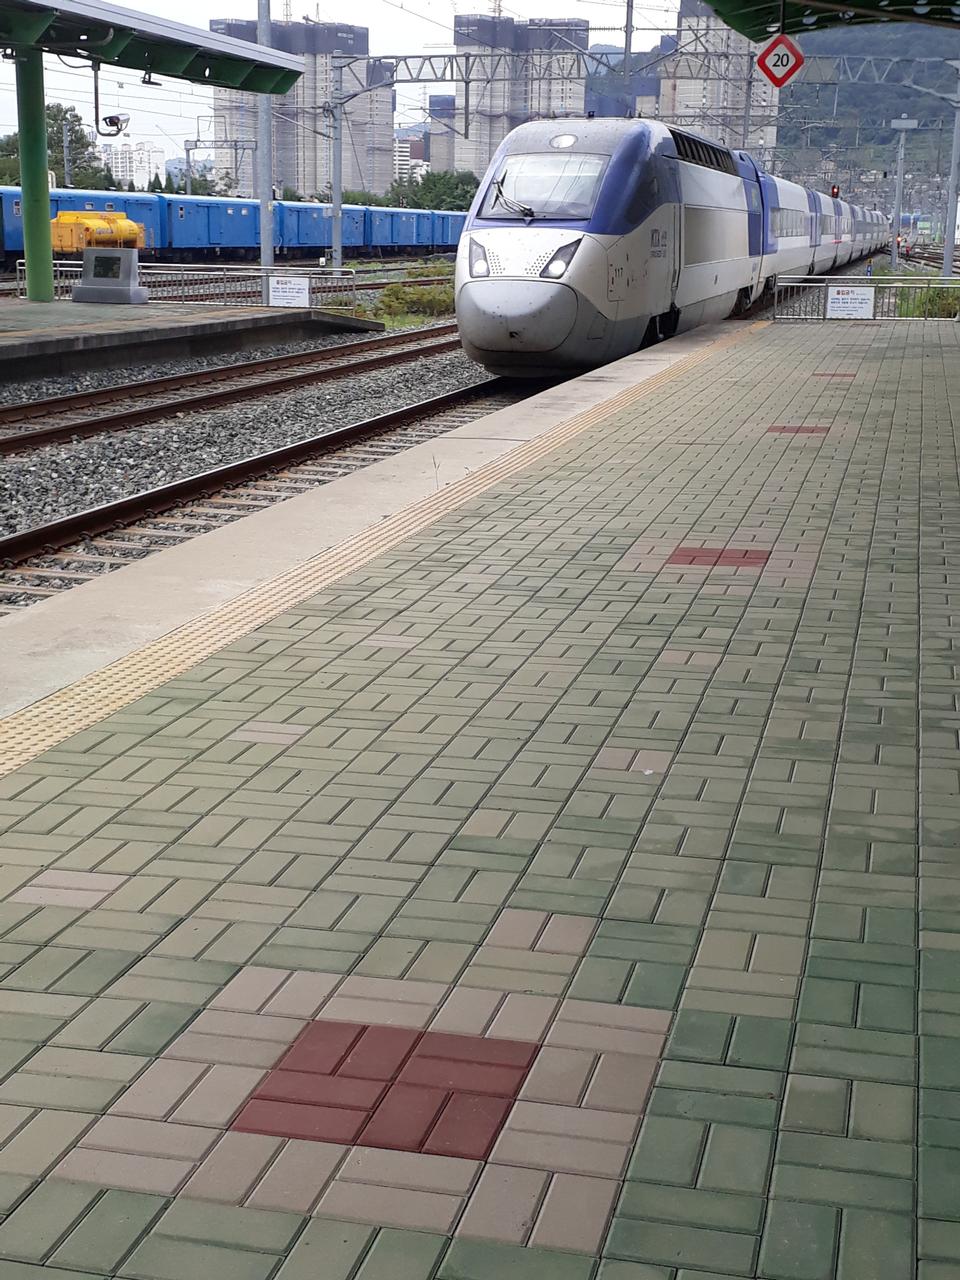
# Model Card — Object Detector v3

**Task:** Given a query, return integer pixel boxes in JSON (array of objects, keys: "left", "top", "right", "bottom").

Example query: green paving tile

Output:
[
  {"left": 356, "top": 1229, "right": 446, "bottom": 1279},
  {"left": 50, "top": 1191, "right": 166, "bottom": 1273},
  {"left": 154, "top": 1200, "right": 304, "bottom": 1251},
  {"left": 618, "top": 1181, "right": 763, "bottom": 1232},
  {"left": 118, "top": 1235, "right": 281, "bottom": 1280},
  {"left": 758, "top": 1199, "right": 838, "bottom": 1280},
  {"left": 439, "top": 1239, "right": 596, "bottom": 1280},
  {"left": 605, "top": 1218, "right": 757, "bottom": 1275},
  {"left": 837, "top": 1208, "right": 913, "bottom": 1280},
  {"left": 0, "top": 1180, "right": 100, "bottom": 1262}
]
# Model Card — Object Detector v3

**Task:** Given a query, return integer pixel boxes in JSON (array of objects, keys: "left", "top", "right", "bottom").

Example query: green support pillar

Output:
[{"left": 15, "top": 48, "right": 54, "bottom": 303}]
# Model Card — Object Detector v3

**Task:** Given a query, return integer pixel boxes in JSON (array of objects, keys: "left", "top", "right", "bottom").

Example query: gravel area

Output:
[
  {"left": 0, "top": 323, "right": 446, "bottom": 407},
  {"left": 0, "top": 351, "right": 489, "bottom": 536}
]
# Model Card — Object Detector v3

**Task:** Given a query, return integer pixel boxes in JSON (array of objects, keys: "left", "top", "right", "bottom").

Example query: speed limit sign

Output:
[{"left": 757, "top": 33, "right": 804, "bottom": 88}]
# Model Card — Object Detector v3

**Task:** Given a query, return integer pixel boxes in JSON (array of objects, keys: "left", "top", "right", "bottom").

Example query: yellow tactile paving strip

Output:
[{"left": 0, "top": 324, "right": 758, "bottom": 777}]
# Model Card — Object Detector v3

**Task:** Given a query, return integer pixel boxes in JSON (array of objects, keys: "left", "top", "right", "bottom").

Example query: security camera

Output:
[{"left": 102, "top": 113, "right": 130, "bottom": 132}]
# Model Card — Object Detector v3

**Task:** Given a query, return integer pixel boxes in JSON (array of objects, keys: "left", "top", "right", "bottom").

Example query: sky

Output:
[{"left": 0, "top": 0, "right": 680, "bottom": 160}]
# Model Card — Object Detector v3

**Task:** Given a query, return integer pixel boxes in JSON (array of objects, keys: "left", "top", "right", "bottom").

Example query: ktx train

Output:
[
  {"left": 456, "top": 119, "right": 888, "bottom": 376},
  {"left": 0, "top": 186, "right": 468, "bottom": 267}
]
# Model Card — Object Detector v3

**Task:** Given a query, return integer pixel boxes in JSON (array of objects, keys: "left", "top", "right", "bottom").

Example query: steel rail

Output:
[
  {"left": 0, "top": 378, "right": 505, "bottom": 566},
  {"left": 0, "top": 331, "right": 463, "bottom": 455}
]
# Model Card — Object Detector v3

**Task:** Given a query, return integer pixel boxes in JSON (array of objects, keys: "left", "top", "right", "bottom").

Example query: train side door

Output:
[{"left": 669, "top": 202, "right": 682, "bottom": 306}]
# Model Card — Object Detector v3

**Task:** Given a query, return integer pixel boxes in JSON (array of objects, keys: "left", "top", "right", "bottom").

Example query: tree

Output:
[
  {"left": 148, "top": 171, "right": 163, "bottom": 191},
  {"left": 163, "top": 171, "right": 175, "bottom": 193},
  {"left": 319, "top": 187, "right": 389, "bottom": 206},
  {"left": 0, "top": 103, "right": 109, "bottom": 189},
  {"left": 384, "top": 170, "right": 479, "bottom": 210},
  {"left": 127, "top": 179, "right": 136, "bottom": 192}
]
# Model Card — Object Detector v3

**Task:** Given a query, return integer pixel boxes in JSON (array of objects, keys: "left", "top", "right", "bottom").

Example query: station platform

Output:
[
  {"left": 0, "top": 317, "right": 954, "bottom": 1279},
  {"left": 0, "top": 299, "right": 382, "bottom": 377}
]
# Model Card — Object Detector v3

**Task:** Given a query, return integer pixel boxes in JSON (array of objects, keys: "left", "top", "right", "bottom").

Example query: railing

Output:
[
  {"left": 16, "top": 261, "right": 358, "bottom": 313},
  {"left": 774, "top": 274, "right": 960, "bottom": 322}
]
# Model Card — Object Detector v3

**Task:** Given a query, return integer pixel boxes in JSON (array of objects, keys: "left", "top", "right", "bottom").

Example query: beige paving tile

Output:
[
  {"left": 430, "top": 987, "right": 503, "bottom": 1035},
  {"left": 484, "top": 909, "right": 548, "bottom": 949},
  {"left": 181, "top": 1131, "right": 283, "bottom": 1204},
  {"left": 163, "top": 1031, "right": 287, "bottom": 1069},
  {"left": 207, "top": 966, "right": 290, "bottom": 1013},
  {"left": 317, "top": 996, "right": 433, "bottom": 1028},
  {"left": 519, "top": 1047, "right": 596, "bottom": 1105},
  {"left": 456, "top": 1164, "right": 548, "bottom": 1244},
  {"left": 170, "top": 1064, "right": 265, "bottom": 1127},
  {"left": 109, "top": 1060, "right": 207, "bottom": 1120},
  {"left": 506, "top": 1101, "right": 638, "bottom": 1143},
  {"left": 24, "top": 1047, "right": 148, "bottom": 1081},
  {"left": 10, "top": 887, "right": 108, "bottom": 908},
  {"left": 245, "top": 1139, "right": 346, "bottom": 1213},
  {"left": 53, "top": 1147, "right": 193, "bottom": 1195},
  {"left": 546, "top": 1021, "right": 665, "bottom": 1057},
  {"left": 585, "top": 1052, "right": 657, "bottom": 1113},
  {"left": 339, "top": 1147, "right": 478, "bottom": 1194},
  {"left": 262, "top": 971, "right": 341, "bottom": 1017},
  {"left": 189, "top": 1009, "right": 305, "bottom": 1043},
  {"left": 487, "top": 994, "right": 558, "bottom": 1042},
  {"left": 491, "top": 1129, "right": 629, "bottom": 1178},
  {"left": 529, "top": 1173, "right": 618, "bottom": 1253},
  {"left": 559, "top": 1000, "right": 672, "bottom": 1032},
  {"left": 336, "top": 975, "right": 448, "bottom": 1005},
  {"left": 80, "top": 1115, "right": 218, "bottom": 1160},
  {"left": 536, "top": 915, "right": 595, "bottom": 956},
  {"left": 0, "top": 1110, "right": 94, "bottom": 1176},
  {"left": 314, "top": 1180, "right": 463, "bottom": 1232}
]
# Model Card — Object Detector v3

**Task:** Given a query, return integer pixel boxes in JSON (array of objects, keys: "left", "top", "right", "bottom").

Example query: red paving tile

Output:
[
  {"left": 666, "top": 545, "right": 771, "bottom": 568},
  {"left": 257, "top": 1070, "right": 386, "bottom": 1110},
  {"left": 279, "top": 1021, "right": 364, "bottom": 1074},
  {"left": 231, "top": 1019, "right": 540, "bottom": 1157},
  {"left": 357, "top": 1083, "right": 448, "bottom": 1151},
  {"left": 234, "top": 1097, "right": 368, "bottom": 1143},
  {"left": 338, "top": 1026, "right": 422, "bottom": 1081},
  {"left": 423, "top": 1093, "right": 512, "bottom": 1159}
]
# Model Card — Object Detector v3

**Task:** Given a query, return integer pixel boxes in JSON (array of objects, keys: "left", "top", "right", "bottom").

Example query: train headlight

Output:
[
  {"left": 469, "top": 239, "right": 490, "bottom": 277},
  {"left": 540, "top": 240, "right": 581, "bottom": 280}
]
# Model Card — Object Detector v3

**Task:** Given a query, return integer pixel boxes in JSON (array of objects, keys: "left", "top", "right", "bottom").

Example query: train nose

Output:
[{"left": 457, "top": 279, "right": 578, "bottom": 353}]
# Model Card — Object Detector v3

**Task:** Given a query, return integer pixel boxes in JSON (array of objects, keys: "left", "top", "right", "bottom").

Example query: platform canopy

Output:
[
  {"left": 702, "top": 0, "right": 960, "bottom": 40},
  {"left": 0, "top": 0, "right": 301, "bottom": 91}
]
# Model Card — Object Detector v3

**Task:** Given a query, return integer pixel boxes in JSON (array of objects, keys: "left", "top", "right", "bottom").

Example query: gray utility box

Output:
[{"left": 72, "top": 248, "right": 148, "bottom": 304}]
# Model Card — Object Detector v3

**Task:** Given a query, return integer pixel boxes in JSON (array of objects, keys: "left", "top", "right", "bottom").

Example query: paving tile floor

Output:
[{"left": 0, "top": 319, "right": 955, "bottom": 1278}]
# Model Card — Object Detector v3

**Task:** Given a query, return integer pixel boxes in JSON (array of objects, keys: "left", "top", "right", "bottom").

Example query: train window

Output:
[
  {"left": 178, "top": 206, "right": 185, "bottom": 219},
  {"left": 241, "top": 208, "right": 249, "bottom": 215},
  {"left": 12, "top": 200, "right": 20, "bottom": 217},
  {"left": 105, "top": 203, "right": 115, "bottom": 211},
  {"left": 669, "top": 129, "right": 737, "bottom": 176},
  {"left": 84, "top": 202, "right": 94, "bottom": 210},
  {"left": 227, "top": 207, "right": 234, "bottom": 214},
  {"left": 477, "top": 152, "right": 608, "bottom": 220}
]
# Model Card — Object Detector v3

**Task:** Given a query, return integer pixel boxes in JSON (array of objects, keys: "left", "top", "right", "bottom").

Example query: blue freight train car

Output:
[{"left": 0, "top": 186, "right": 466, "bottom": 265}]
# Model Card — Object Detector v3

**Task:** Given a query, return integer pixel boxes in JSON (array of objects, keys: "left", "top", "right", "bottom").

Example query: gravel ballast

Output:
[
  {"left": 0, "top": 325, "right": 446, "bottom": 407},
  {"left": 0, "top": 351, "right": 490, "bottom": 537}
]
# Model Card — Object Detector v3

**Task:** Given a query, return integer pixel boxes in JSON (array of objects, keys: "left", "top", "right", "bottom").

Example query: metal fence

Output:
[
  {"left": 17, "top": 261, "right": 358, "bottom": 313},
  {"left": 774, "top": 274, "right": 960, "bottom": 322}
]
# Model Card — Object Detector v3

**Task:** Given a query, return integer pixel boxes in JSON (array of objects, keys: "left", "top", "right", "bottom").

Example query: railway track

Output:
[
  {"left": 0, "top": 378, "right": 524, "bottom": 611},
  {"left": 0, "top": 324, "right": 461, "bottom": 454},
  {"left": 0, "top": 274, "right": 451, "bottom": 302}
]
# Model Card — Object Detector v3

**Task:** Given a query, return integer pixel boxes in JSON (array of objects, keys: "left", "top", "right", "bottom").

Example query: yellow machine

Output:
[{"left": 50, "top": 210, "right": 145, "bottom": 253}]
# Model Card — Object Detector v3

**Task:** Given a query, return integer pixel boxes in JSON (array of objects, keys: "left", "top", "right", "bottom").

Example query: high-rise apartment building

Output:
[
  {"left": 97, "top": 142, "right": 165, "bottom": 188},
  {"left": 452, "top": 16, "right": 589, "bottom": 177},
  {"left": 209, "top": 21, "right": 394, "bottom": 197},
  {"left": 426, "top": 95, "right": 455, "bottom": 174},
  {"left": 658, "top": 0, "right": 777, "bottom": 159}
]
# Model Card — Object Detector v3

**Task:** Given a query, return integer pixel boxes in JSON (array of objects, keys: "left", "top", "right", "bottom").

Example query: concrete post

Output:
[
  {"left": 942, "top": 70, "right": 960, "bottom": 277},
  {"left": 332, "top": 53, "right": 344, "bottom": 270},
  {"left": 891, "top": 128, "right": 905, "bottom": 271},
  {"left": 257, "top": 0, "right": 275, "bottom": 293},
  {"left": 15, "top": 49, "right": 54, "bottom": 302},
  {"left": 62, "top": 119, "right": 72, "bottom": 187}
]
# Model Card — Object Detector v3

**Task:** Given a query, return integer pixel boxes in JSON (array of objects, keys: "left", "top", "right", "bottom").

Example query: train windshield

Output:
[{"left": 478, "top": 153, "right": 607, "bottom": 220}]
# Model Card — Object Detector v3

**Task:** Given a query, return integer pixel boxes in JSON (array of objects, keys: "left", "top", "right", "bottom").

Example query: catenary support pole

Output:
[
  {"left": 891, "top": 128, "right": 905, "bottom": 271},
  {"left": 942, "top": 70, "right": 960, "bottom": 277},
  {"left": 332, "top": 53, "right": 344, "bottom": 270},
  {"left": 257, "top": 0, "right": 274, "bottom": 295},
  {"left": 15, "top": 49, "right": 54, "bottom": 303},
  {"left": 623, "top": 0, "right": 634, "bottom": 115}
]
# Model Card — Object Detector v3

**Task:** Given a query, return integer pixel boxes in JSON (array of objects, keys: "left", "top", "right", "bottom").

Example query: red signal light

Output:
[{"left": 830, "top": 185, "right": 840, "bottom": 198}]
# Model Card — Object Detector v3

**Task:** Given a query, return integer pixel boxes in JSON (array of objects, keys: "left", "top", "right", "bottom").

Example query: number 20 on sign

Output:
[{"left": 756, "top": 33, "right": 804, "bottom": 89}]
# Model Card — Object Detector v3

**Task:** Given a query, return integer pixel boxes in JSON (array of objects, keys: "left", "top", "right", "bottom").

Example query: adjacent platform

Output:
[
  {"left": 0, "top": 318, "right": 954, "bottom": 1279},
  {"left": 0, "top": 299, "right": 382, "bottom": 376}
]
